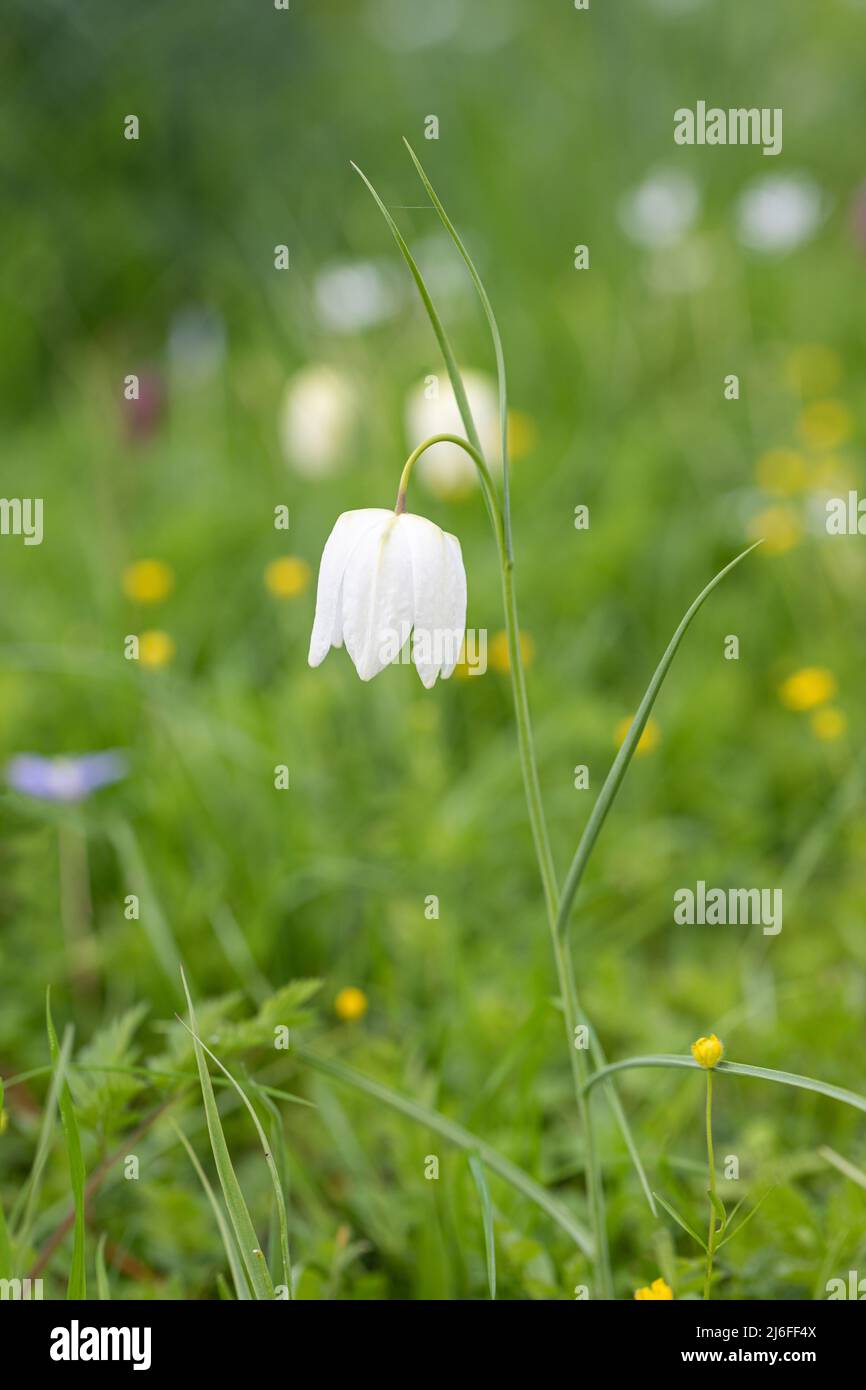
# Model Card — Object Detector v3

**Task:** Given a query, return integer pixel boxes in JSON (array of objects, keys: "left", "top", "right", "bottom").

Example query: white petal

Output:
[
  {"left": 308, "top": 510, "right": 392, "bottom": 668},
  {"left": 440, "top": 532, "right": 467, "bottom": 678},
  {"left": 340, "top": 514, "right": 415, "bottom": 681},
  {"left": 403, "top": 514, "right": 467, "bottom": 687}
]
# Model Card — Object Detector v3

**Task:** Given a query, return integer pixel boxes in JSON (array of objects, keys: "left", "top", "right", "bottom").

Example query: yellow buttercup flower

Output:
[
  {"left": 747, "top": 506, "right": 802, "bottom": 556},
  {"left": 691, "top": 1034, "right": 724, "bottom": 1069},
  {"left": 797, "top": 400, "right": 853, "bottom": 452},
  {"left": 138, "top": 630, "right": 175, "bottom": 669},
  {"left": 614, "top": 715, "right": 660, "bottom": 757},
  {"left": 779, "top": 666, "right": 837, "bottom": 712},
  {"left": 489, "top": 629, "right": 535, "bottom": 674},
  {"left": 122, "top": 559, "right": 174, "bottom": 604},
  {"left": 334, "top": 986, "right": 368, "bottom": 1022},
  {"left": 811, "top": 706, "right": 846, "bottom": 742},
  {"left": 755, "top": 449, "right": 809, "bottom": 496},
  {"left": 634, "top": 1277, "right": 673, "bottom": 1301},
  {"left": 265, "top": 556, "right": 312, "bottom": 599}
]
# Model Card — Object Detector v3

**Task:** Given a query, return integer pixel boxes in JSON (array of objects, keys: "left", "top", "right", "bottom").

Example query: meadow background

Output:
[{"left": 1, "top": 0, "right": 865, "bottom": 1300}]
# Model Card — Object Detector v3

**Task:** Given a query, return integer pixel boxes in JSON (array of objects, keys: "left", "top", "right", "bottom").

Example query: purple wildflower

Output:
[{"left": 6, "top": 751, "right": 127, "bottom": 803}]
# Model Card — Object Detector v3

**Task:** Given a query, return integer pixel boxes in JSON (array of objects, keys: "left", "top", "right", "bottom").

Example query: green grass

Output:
[{"left": 1, "top": 0, "right": 866, "bottom": 1300}]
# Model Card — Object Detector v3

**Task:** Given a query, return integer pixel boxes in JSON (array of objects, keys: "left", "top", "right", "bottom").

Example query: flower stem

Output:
[
  {"left": 397, "top": 431, "right": 612, "bottom": 1296},
  {"left": 703, "top": 1069, "right": 716, "bottom": 1300}
]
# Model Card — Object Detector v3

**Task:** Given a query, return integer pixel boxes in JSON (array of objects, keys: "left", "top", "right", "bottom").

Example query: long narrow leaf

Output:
[
  {"left": 469, "top": 1153, "right": 497, "bottom": 1300},
  {"left": 179, "top": 968, "right": 274, "bottom": 1299},
  {"left": 176, "top": 987, "right": 292, "bottom": 1298},
  {"left": 170, "top": 1118, "right": 250, "bottom": 1300},
  {"left": 11, "top": 1027, "right": 72, "bottom": 1239},
  {"left": 95, "top": 1233, "right": 110, "bottom": 1301},
  {"left": 46, "top": 995, "right": 87, "bottom": 1299},
  {"left": 556, "top": 543, "right": 761, "bottom": 940},
  {"left": 585, "top": 1054, "right": 866, "bottom": 1116},
  {"left": 653, "top": 1191, "right": 707, "bottom": 1252},
  {"left": 295, "top": 1046, "right": 592, "bottom": 1256},
  {"left": 818, "top": 1146, "right": 866, "bottom": 1192},
  {"left": 403, "top": 138, "right": 513, "bottom": 557}
]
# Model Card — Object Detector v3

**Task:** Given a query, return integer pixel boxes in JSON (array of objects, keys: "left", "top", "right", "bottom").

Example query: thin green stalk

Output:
[
  {"left": 703, "top": 1070, "right": 716, "bottom": 1300},
  {"left": 396, "top": 428, "right": 611, "bottom": 1294}
]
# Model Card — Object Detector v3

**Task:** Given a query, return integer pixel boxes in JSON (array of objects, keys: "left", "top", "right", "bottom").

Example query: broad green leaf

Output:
[{"left": 469, "top": 1153, "right": 497, "bottom": 1300}]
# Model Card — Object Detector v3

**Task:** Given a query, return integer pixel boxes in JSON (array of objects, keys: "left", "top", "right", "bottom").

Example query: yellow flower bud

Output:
[
  {"left": 634, "top": 1277, "right": 673, "bottom": 1300},
  {"left": 691, "top": 1034, "right": 724, "bottom": 1069}
]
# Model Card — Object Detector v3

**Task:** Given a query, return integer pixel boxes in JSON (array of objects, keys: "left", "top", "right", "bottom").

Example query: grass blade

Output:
[
  {"left": 468, "top": 1153, "right": 497, "bottom": 1300},
  {"left": 11, "top": 1028, "right": 72, "bottom": 1239},
  {"left": 585, "top": 1054, "right": 866, "bottom": 1116},
  {"left": 110, "top": 820, "right": 182, "bottom": 990},
  {"left": 177, "top": 976, "right": 292, "bottom": 1298},
  {"left": 170, "top": 1118, "right": 251, "bottom": 1300},
  {"left": 350, "top": 160, "right": 495, "bottom": 530},
  {"left": 556, "top": 543, "right": 761, "bottom": 941},
  {"left": 653, "top": 1191, "right": 707, "bottom": 1252},
  {"left": 402, "top": 138, "right": 513, "bottom": 558},
  {"left": 46, "top": 993, "right": 87, "bottom": 1299},
  {"left": 818, "top": 1146, "right": 866, "bottom": 1192},
  {"left": 179, "top": 967, "right": 274, "bottom": 1299},
  {"left": 95, "top": 1233, "right": 110, "bottom": 1300},
  {"left": 295, "top": 1046, "right": 593, "bottom": 1257}
]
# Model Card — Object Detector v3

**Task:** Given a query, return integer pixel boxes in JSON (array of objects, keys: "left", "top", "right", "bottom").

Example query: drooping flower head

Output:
[
  {"left": 6, "top": 751, "right": 127, "bottom": 803},
  {"left": 308, "top": 508, "right": 466, "bottom": 688}
]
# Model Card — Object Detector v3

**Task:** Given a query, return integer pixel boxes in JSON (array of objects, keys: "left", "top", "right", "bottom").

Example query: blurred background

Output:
[{"left": 1, "top": 0, "right": 865, "bottom": 1299}]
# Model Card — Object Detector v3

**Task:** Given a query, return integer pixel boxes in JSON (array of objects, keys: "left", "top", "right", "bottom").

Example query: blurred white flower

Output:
[
  {"left": 618, "top": 169, "right": 700, "bottom": 247},
  {"left": 280, "top": 365, "right": 358, "bottom": 478},
  {"left": 308, "top": 508, "right": 467, "bottom": 687},
  {"left": 736, "top": 174, "right": 825, "bottom": 253},
  {"left": 405, "top": 370, "right": 500, "bottom": 497},
  {"left": 314, "top": 259, "right": 402, "bottom": 333}
]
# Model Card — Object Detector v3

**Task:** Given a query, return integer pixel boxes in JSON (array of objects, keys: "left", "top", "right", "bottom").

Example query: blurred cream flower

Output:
[
  {"left": 736, "top": 173, "right": 824, "bottom": 254},
  {"left": 138, "top": 630, "right": 175, "bottom": 669},
  {"left": 308, "top": 508, "right": 466, "bottom": 687},
  {"left": 811, "top": 706, "right": 847, "bottom": 741},
  {"left": 122, "top": 559, "right": 174, "bottom": 604},
  {"left": 614, "top": 714, "right": 660, "bottom": 757},
  {"left": 691, "top": 1034, "right": 724, "bottom": 1068},
  {"left": 280, "top": 365, "right": 359, "bottom": 478},
  {"left": 797, "top": 400, "right": 853, "bottom": 451},
  {"left": 405, "top": 370, "right": 500, "bottom": 497},
  {"left": 634, "top": 1277, "right": 674, "bottom": 1300},
  {"left": 334, "top": 987, "right": 368, "bottom": 1021},
  {"left": 265, "top": 556, "right": 311, "bottom": 599},
  {"left": 779, "top": 667, "right": 837, "bottom": 711}
]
